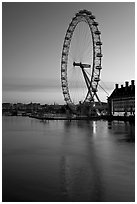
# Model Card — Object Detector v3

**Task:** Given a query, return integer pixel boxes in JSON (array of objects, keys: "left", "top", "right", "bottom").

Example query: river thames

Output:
[{"left": 2, "top": 116, "right": 135, "bottom": 202}]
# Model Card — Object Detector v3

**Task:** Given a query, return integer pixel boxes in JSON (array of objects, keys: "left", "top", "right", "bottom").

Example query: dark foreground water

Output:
[{"left": 2, "top": 116, "right": 135, "bottom": 202}]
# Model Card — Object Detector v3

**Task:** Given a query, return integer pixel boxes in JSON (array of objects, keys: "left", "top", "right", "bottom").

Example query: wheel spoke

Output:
[{"left": 61, "top": 10, "right": 102, "bottom": 107}]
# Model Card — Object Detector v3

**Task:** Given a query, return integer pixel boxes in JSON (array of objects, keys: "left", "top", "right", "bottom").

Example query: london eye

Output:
[{"left": 61, "top": 9, "right": 103, "bottom": 108}]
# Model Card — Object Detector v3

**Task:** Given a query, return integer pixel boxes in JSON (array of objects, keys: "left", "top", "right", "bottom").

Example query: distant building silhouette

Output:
[{"left": 108, "top": 80, "right": 135, "bottom": 116}]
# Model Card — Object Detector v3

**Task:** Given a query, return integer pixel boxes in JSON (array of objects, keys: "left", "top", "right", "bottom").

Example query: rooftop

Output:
[{"left": 109, "top": 80, "right": 135, "bottom": 99}]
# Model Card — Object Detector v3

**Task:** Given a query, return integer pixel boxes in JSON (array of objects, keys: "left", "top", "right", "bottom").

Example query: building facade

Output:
[{"left": 108, "top": 80, "right": 135, "bottom": 116}]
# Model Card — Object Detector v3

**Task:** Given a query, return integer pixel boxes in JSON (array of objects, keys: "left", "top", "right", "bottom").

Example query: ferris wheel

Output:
[{"left": 61, "top": 9, "right": 102, "bottom": 107}]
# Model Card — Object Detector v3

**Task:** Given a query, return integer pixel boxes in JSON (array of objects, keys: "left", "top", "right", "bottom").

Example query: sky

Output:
[{"left": 2, "top": 2, "right": 135, "bottom": 104}]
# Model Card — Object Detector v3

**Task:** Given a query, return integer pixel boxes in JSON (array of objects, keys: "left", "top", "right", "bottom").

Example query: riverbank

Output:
[{"left": 29, "top": 114, "right": 135, "bottom": 122}]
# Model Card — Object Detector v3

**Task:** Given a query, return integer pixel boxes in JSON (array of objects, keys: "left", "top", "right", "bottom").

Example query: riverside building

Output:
[{"left": 108, "top": 80, "right": 135, "bottom": 116}]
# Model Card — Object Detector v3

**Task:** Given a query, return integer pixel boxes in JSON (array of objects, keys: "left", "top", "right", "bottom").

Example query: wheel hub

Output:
[{"left": 73, "top": 62, "right": 91, "bottom": 68}]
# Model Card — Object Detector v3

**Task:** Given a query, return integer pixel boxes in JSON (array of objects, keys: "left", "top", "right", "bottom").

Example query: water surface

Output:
[{"left": 2, "top": 116, "right": 135, "bottom": 202}]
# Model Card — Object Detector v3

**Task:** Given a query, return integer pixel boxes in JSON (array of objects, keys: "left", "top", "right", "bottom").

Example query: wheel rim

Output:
[{"left": 61, "top": 10, "right": 102, "bottom": 107}]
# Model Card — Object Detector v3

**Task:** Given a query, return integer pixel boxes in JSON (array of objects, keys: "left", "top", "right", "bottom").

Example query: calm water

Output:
[{"left": 2, "top": 116, "right": 135, "bottom": 202}]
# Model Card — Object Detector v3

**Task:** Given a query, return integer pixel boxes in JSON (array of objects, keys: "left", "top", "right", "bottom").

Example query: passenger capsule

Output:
[
  {"left": 94, "top": 77, "right": 100, "bottom": 82},
  {"left": 86, "top": 11, "right": 92, "bottom": 15},
  {"left": 63, "top": 44, "right": 69, "bottom": 48},
  {"left": 96, "top": 41, "right": 102, "bottom": 46},
  {"left": 65, "top": 37, "right": 69, "bottom": 41},
  {"left": 90, "top": 15, "right": 95, "bottom": 19},
  {"left": 75, "top": 13, "right": 82, "bottom": 17},
  {"left": 61, "top": 76, "right": 66, "bottom": 80},
  {"left": 79, "top": 9, "right": 91, "bottom": 15},
  {"left": 94, "top": 30, "right": 101, "bottom": 35},
  {"left": 96, "top": 65, "right": 102, "bottom": 70},
  {"left": 67, "top": 29, "right": 72, "bottom": 34},
  {"left": 79, "top": 10, "right": 85, "bottom": 14},
  {"left": 62, "top": 52, "right": 67, "bottom": 56},
  {"left": 92, "top": 21, "right": 98, "bottom": 26},
  {"left": 62, "top": 84, "right": 66, "bottom": 87},
  {"left": 96, "top": 53, "right": 103, "bottom": 57},
  {"left": 62, "top": 60, "right": 66, "bottom": 64}
]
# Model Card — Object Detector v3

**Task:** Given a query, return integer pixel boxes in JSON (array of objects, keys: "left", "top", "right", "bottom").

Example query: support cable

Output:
[
  {"left": 84, "top": 69, "right": 109, "bottom": 96},
  {"left": 98, "top": 84, "right": 109, "bottom": 96}
]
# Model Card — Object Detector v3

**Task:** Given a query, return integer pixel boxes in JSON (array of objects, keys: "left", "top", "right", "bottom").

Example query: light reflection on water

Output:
[{"left": 2, "top": 116, "right": 135, "bottom": 202}]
